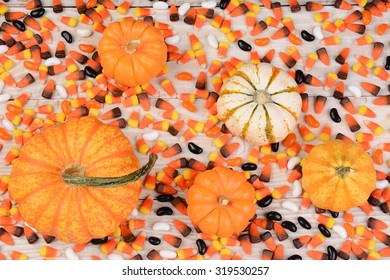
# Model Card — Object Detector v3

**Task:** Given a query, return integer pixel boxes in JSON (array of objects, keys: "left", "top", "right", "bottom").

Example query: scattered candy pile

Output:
[{"left": 0, "top": 0, "right": 389, "bottom": 260}]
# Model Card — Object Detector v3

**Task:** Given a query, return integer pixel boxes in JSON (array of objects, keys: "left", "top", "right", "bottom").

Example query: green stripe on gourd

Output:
[
  {"left": 270, "top": 86, "right": 299, "bottom": 95},
  {"left": 234, "top": 71, "right": 257, "bottom": 90},
  {"left": 216, "top": 63, "right": 301, "bottom": 146},
  {"left": 220, "top": 101, "right": 252, "bottom": 123},
  {"left": 273, "top": 101, "right": 299, "bottom": 121},
  {"left": 241, "top": 105, "right": 258, "bottom": 140},
  {"left": 265, "top": 67, "right": 281, "bottom": 90},
  {"left": 263, "top": 105, "right": 276, "bottom": 143},
  {"left": 219, "top": 90, "right": 252, "bottom": 97}
]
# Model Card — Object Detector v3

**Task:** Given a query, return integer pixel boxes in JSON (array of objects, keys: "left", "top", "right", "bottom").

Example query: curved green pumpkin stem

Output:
[{"left": 63, "top": 153, "right": 157, "bottom": 188}]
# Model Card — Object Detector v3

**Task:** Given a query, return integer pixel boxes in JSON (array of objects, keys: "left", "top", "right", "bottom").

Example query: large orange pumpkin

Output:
[
  {"left": 302, "top": 140, "right": 376, "bottom": 212},
  {"left": 8, "top": 117, "right": 156, "bottom": 243},
  {"left": 98, "top": 18, "right": 167, "bottom": 87},
  {"left": 186, "top": 167, "right": 256, "bottom": 237}
]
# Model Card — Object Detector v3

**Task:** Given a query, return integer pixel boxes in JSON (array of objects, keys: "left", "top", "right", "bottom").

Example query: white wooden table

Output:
[{"left": 0, "top": 0, "right": 389, "bottom": 260}]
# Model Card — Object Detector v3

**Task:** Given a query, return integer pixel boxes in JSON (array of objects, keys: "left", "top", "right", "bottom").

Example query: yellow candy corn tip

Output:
[
  {"left": 304, "top": 133, "right": 315, "bottom": 141},
  {"left": 314, "top": 14, "right": 322, "bottom": 22},
  {"left": 374, "top": 127, "right": 384, "bottom": 136},
  {"left": 0, "top": 6, "right": 9, "bottom": 15},
  {"left": 4, "top": 61, "right": 14, "bottom": 69},
  {"left": 68, "top": 18, "right": 78, "bottom": 27},
  {"left": 366, "top": 61, "right": 374, "bottom": 68}
]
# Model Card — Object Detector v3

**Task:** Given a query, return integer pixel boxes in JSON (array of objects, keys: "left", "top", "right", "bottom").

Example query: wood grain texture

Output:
[
  {"left": 0, "top": 1, "right": 389, "bottom": 260},
  {"left": 7, "top": 0, "right": 346, "bottom": 8}
]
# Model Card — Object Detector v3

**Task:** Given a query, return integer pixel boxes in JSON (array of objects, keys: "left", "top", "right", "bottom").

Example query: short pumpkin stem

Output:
[
  {"left": 122, "top": 39, "right": 141, "bottom": 54},
  {"left": 254, "top": 89, "right": 272, "bottom": 105},
  {"left": 335, "top": 165, "right": 353, "bottom": 179},
  {"left": 218, "top": 196, "right": 230, "bottom": 206},
  {"left": 62, "top": 153, "right": 157, "bottom": 188}
]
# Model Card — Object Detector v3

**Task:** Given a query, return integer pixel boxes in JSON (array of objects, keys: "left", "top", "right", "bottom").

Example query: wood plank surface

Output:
[
  {"left": 8, "top": 0, "right": 350, "bottom": 8},
  {"left": 0, "top": 1, "right": 389, "bottom": 260}
]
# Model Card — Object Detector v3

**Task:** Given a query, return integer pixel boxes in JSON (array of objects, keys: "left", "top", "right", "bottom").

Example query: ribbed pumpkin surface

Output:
[
  {"left": 217, "top": 63, "right": 301, "bottom": 146},
  {"left": 98, "top": 18, "right": 167, "bottom": 87},
  {"left": 8, "top": 117, "right": 142, "bottom": 243},
  {"left": 186, "top": 167, "right": 256, "bottom": 238},
  {"left": 302, "top": 140, "right": 376, "bottom": 212}
]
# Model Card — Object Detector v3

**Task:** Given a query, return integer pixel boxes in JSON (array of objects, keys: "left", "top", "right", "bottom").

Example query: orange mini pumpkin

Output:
[
  {"left": 186, "top": 167, "right": 256, "bottom": 237},
  {"left": 8, "top": 117, "right": 156, "bottom": 243},
  {"left": 98, "top": 18, "right": 167, "bottom": 87},
  {"left": 302, "top": 140, "right": 376, "bottom": 212}
]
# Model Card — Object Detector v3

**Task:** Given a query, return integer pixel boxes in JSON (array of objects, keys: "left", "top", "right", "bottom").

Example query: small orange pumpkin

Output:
[
  {"left": 186, "top": 167, "right": 256, "bottom": 237},
  {"left": 8, "top": 117, "right": 156, "bottom": 243},
  {"left": 98, "top": 18, "right": 167, "bottom": 87},
  {"left": 302, "top": 140, "right": 376, "bottom": 212}
]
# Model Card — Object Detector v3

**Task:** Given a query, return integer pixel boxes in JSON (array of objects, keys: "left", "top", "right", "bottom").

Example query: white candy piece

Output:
[
  {"left": 130, "top": 208, "right": 139, "bottom": 216},
  {"left": 287, "top": 156, "right": 301, "bottom": 170},
  {"left": 207, "top": 34, "right": 218, "bottom": 49},
  {"left": 56, "top": 84, "right": 68, "bottom": 98},
  {"left": 143, "top": 131, "right": 159, "bottom": 141},
  {"left": 153, "top": 1, "right": 169, "bottom": 9},
  {"left": 0, "top": 93, "right": 10, "bottom": 103},
  {"left": 152, "top": 222, "right": 170, "bottom": 231},
  {"left": 165, "top": 34, "right": 180, "bottom": 45},
  {"left": 160, "top": 250, "right": 177, "bottom": 259},
  {"left": 313, "top": 26, "right": 324, "bottom": 40},
  {"left": 281, "top": 201, "right": 299, "bottom": 212},
  {"left": 76, "top": 28, "right": 93, "bottom": 38},
  {"left": 107, "top": 254, "right": 124, "bottom": 260},
  {"left": 348, "top": 85, "right": 362, "bottom": 98},
  {"left": 65, "top": 248, "right": 79, "bottom": 260},
  {"left": 376, "top": 179, "right": 389, "bottom": 189},
  {"left": 2, "top": 118, "right": 14, "bottom": 131},
  {"left": 332, "top": 224, "right": 347, "bottom": 239},
  {"left": 45, "top": 57, "right": 61, "bottom": 67},
  {"left": 201, "top": 1, "right": 217, "bottom": 8},
  {"left": 0, "top": 45, "right": 8, "bottom": 54},
  {"left": 292, "top": 180, "right": 303, "bottom": 197},
  {"left": 178, "top": 3, "right": 191, "bottom": 16}
]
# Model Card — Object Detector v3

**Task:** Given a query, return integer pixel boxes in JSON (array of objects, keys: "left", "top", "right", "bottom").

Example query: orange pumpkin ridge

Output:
[
  {"left": 186, "top": 167, "right": 256, "bottom": 238},
  {"left": 302, "top": 140, "right": 376, "bottom": 212},
  {"left": 98, "top": 18, "right": 167, "bottom": 87},
  {"left": 8, "top": 117, "right": 157, "bottom": 243}
]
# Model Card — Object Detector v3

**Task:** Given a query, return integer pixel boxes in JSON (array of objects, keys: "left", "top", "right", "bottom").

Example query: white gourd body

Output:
[{"left": 217, "top": 63, "right": 302, "bottom": 145}]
